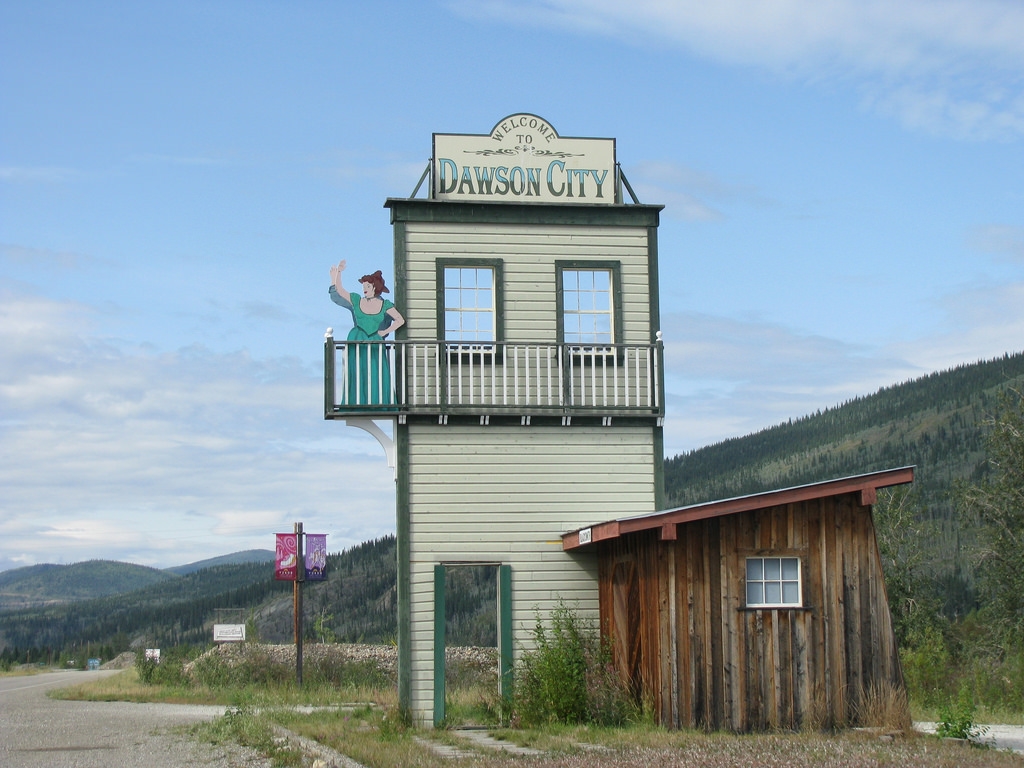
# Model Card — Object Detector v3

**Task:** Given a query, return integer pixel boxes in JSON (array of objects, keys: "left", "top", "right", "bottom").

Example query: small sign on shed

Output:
[{"left": 213, "top": 624, "right": 246, "bottom": 643}]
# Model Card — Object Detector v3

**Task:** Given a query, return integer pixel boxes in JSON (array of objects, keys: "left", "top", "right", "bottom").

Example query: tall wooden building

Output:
[
  {"left": 325, "top": 114, "right": 911, "bottom": 731},
  {"left": 325, "top": 114, "right": 666, "bottom": 726}
]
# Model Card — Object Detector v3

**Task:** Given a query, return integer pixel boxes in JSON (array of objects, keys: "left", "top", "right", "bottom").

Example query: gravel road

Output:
[{"left": 0, "top": 670, "right": 275, "bottom": 768}]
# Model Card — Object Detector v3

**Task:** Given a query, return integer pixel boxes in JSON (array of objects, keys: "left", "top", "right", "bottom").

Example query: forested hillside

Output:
[
  {"left": 665, "top": 351, "right": 1024, "bottom": 572},
  {"left": 0, "top": 535, "right": 497, "bottom": 664},
  {"left": 0, "top": 559, "right": 291, "bottom": 659},
  {"left": 250, "top": 538, "right": 496, "bottom": 647}
]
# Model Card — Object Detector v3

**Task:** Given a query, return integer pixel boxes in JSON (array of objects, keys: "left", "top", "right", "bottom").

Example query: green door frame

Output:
[{"left": 432, "top": 563, "right": 513, "bottom": 728}]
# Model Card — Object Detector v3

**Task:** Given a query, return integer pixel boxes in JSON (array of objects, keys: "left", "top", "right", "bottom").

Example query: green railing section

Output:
[{"left": 325, "top": 334, "right": 664, "bottom": 419}]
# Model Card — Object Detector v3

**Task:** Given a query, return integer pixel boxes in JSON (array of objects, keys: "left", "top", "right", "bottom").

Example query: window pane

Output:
[
  {"left": 561, "top": 267, "right": 614, "bottom": 345},
  {"left": 782, "top": 558, "right": 799, "bottom": 580},
  {"left": 764, "top": 558, "right": 781, "bottom": 580},
  {"left": 765, "top": 582, "right": 782, "bottom": 604},
  {"left": 747, "top": 558, "right": 763, "bottom": 580},
  {"left": 444, "top": 265, "right": 496, "bottom": 342},
  {"left": 783, "top": 582, "right": 800, "bottom": 604},
  {"left": 747, "top": 582, "right": 764, "bottom": 606}
]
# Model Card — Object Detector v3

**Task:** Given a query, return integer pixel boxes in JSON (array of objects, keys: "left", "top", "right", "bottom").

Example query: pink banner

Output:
[
  {"left": 275, "top": 533, "right": 298, "bottom": 581},
  {"left": 305, "top": 534, "right": 327, "bottom": 581}
]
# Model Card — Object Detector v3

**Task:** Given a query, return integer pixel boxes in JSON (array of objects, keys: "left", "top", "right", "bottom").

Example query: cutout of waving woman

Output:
[{"left": 329, "top": 260, "right": 405, "bottom": 405}]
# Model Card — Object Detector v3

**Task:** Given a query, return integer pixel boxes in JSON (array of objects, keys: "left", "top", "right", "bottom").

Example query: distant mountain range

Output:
[
  {"left": 165, "top": 549, "right": 274, "bottom": 576},
  {"left": 0, "top": 560, "right": 172, "bottom": 610},
  {"left": 0, "top": 550, "right": 274, "bottom": 610},
  {"left": 0, "top": 540, "right": 394, "bottom": 658}
]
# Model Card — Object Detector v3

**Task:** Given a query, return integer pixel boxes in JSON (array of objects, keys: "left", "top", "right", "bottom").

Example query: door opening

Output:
[{"left": 433, "top": 563, "right": 512, "bottom": 726}]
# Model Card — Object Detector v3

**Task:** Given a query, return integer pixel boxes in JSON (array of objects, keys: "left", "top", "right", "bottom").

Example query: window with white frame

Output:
[
  {"left": 745, "top": 557, "right": 802, "bottom": 607},
  {"left": 439, "top": 261, "right": 502, "bottom": 345},
  {"left": 557, "top": 262, "right": 620, "bottom": 346}
]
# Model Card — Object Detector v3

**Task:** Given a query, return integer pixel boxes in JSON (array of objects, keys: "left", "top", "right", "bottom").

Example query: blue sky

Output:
[{"left": 2, "top": 0, "right": 1023, "bottom": 571}]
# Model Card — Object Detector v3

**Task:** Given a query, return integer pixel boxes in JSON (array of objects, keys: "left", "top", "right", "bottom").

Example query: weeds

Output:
[
  {"left": 193, "top": 704, "right": 304, "bottom": 767},
  {"left": 513, "top": 602, "right": 637, "bottom": 727},
  {"left": 855, "top": 681, "right": 912, "bottom": 732}
]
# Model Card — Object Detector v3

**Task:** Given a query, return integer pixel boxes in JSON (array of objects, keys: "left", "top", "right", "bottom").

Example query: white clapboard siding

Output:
[
  {"left": 402, "top": 222, "right": 653, "bottom": 344},
  {"left": 405, "top": 423, "right": 656, "bottom": 722}
]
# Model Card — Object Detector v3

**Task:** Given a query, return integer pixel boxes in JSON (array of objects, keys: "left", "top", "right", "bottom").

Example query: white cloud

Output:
[
  {"left": 0, "top": 289, "right": 396, "bottom": 571},
  {"left": 627, "top": 161, "right": 773, "bottom": 220},
  {"left": 660, "top": 272, "right": 1024, "bottom": 457},
  {"left": 897, "top": 280, "right": 1024, "bottom": 372},
  {"left": 660, "top": 310, "right": 921, "bottom": 454},
  {"left": 969, "top": 224, "right": 1024, "bottom": 262},
  {"left": 0, "top": 243, "right": 101, "bottom": 270},
  {"left": 456, "top": 0, "right": 1024, "bottom": 139},
  {"left": 0, "top": 166, "right": 78, "bottom": 183}
]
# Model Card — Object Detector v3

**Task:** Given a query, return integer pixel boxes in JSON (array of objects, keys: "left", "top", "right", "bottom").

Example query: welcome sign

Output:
[{"left": 433, "top": 114, "right": 616, "bottom": 204}]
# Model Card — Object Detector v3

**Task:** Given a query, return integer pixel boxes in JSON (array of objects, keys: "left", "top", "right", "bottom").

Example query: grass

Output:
[
  {"left": 912, "top": 702, "right": 1024, "bottom": 727},
  {"left": 0, "top": 664, "right": 50, "bottom": 677},
  {"left": 47, "top": 651, "right": 1024, "bottom": 768},
  {"left": 273, "top": 713, "right": 1024, "bottom": 768},
  {"left": 49, "top": 666, "right": 392, "bottom": 709}
]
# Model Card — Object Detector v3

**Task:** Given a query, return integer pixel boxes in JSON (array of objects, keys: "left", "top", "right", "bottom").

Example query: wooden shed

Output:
[{"left": 561, "top": 467, "right": 914, "bottom": 732}]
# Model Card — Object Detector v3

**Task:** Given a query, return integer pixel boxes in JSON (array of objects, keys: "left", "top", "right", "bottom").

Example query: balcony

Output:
[{"left": 324, "top": 333, "right": 664, "bottom": 423}]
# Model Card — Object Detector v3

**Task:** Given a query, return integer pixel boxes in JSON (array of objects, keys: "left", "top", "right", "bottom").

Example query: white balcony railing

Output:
[{"left": 325, "top": 336, "right": 663, "bottom": 418}]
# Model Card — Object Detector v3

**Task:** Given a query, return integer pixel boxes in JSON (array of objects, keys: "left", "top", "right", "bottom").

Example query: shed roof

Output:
[{"left": 562, "top": 466, "right": 915, "bottom": 551}]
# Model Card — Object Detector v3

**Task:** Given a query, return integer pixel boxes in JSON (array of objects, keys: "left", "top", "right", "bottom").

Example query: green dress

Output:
[{"left": 330, "top": 287, "right": 394, "bottom": 405}]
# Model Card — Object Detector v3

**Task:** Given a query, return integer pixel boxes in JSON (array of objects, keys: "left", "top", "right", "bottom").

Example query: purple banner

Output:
[
  {"left": 305, "top": 534, "right": 327, "bottom": 581},
  {"left": 274, "top": 533, "right": 298, "bottom": 581}
]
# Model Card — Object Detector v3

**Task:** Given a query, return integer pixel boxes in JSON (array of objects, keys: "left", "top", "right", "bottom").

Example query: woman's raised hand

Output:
[{"left": 330, "top": 259, "right": 347, "bottom": 288}]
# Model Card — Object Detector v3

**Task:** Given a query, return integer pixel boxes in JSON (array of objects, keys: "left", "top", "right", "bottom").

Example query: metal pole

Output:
[{"left": 294, "top": 521, "right": 304, "bottom": 687}]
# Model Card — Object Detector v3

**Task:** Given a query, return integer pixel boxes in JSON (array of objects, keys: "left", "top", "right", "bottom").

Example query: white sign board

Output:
[
  {"left": 213, "top": 624, "right": 246, "bottom": 643},
  {"left": 433, "top": 114, "right": 616, "bottom": 205}
]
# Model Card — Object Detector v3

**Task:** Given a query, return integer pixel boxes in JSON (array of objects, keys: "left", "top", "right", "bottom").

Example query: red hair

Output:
[{"left": 359, "top": 270, "right": 389, "bottom": 296}]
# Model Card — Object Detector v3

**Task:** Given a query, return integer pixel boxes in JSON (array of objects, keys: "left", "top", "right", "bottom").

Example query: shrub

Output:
[
  {"left": 513, "top": 601, "right": 636, "bottom": 726},
  {"left": 304, "top": 655, "right": 392, "bottom": 689},
  {"left": 190, "top": 646, "right": 292, "bottom": 688},
  {"left": 900, "top": 625, "right": 954, "bottom": 710},
  {"left": 937, "top": 685, "right": 988, "bottom": 744},
  {"left": 134, "top": 646, "right": 197, "bottom": 686}
]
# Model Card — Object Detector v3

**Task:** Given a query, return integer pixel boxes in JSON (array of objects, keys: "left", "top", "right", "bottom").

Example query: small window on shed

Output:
[{"left": 745, "top": 557, "right": 801, "bottom": 608}]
